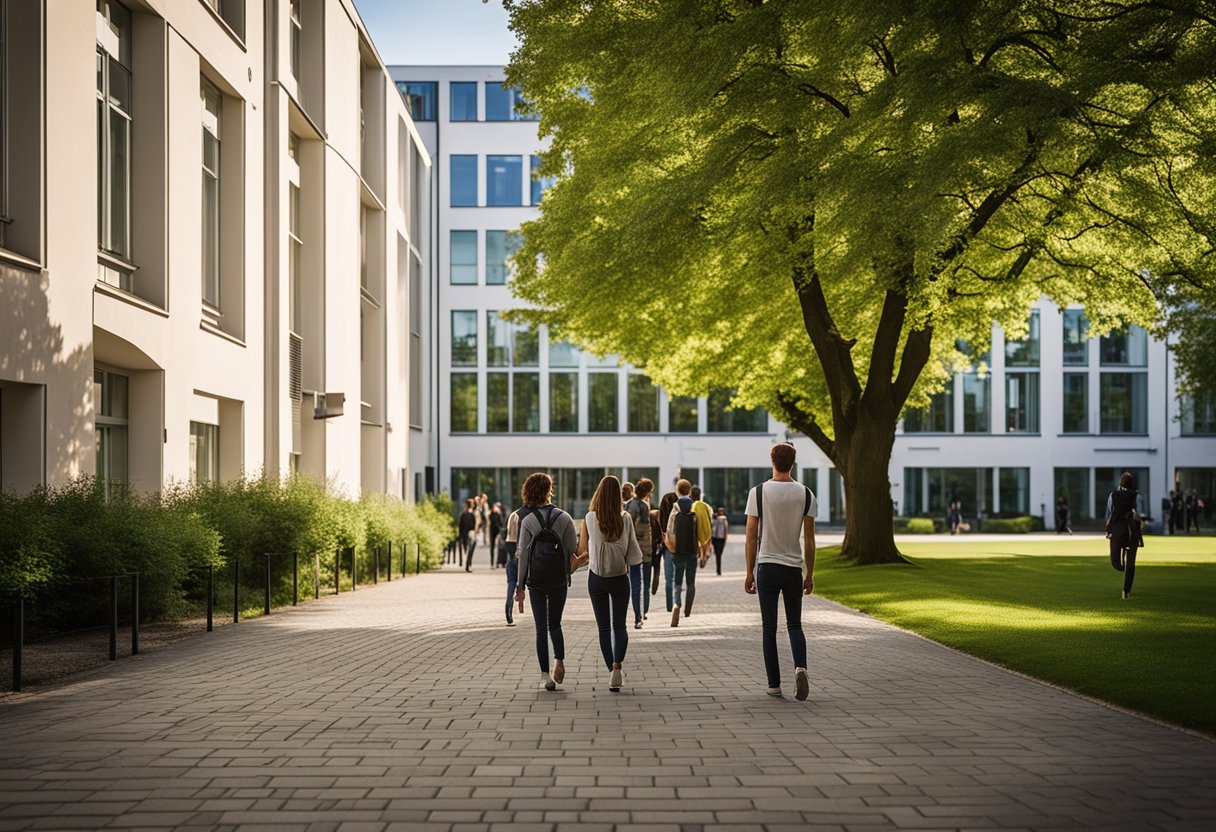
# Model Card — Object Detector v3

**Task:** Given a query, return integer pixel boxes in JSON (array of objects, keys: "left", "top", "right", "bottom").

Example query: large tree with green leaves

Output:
[{"left": 502, "top": 0, "right": 1216, "bottom": 564}]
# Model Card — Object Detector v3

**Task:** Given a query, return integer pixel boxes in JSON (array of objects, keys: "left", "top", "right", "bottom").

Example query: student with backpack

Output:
[
  {"left": 514, "top": 472, "right": 583, "bottom": 690},
  {"left": 1105, "top": 471, "right": 1145, "bottom": 599},
  {"left": 657, "top": 491, "right": 678, "bottom": 611},
  {"left": 624, "top": 478, "right": 655, "bottom": 629},
  {"left": 664, "top": 479, "right": 707, "bottom": 626},
  {"left": 711, "top": 506, "right": 729, "bottom": 575},
  {"left": 575, "top": 475, "right": 644, "bottom": 692},
  {"left": 744, "top": 443, "right": 816, "bottom": 701}
]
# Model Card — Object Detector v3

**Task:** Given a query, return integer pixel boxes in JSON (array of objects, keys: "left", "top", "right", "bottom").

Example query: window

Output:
[
  {"left": 1063, "top": 309, "right": 1088, "bottom": 365},
  {"left": 1100, "top": 325, "right": 1147, "bottom": 366},
  {"left": 998, "top": 468, "right": 1030, "bottom": 514},
  {"left": 531, "top": 154, "right": 556, "bottom": 205},
  {"left": 94, "top": 369, "right": 129, "bottom": 500},
  {"left": 962, "top": 372, "right": 990, "bottom": 433},
  {"left": 513, "top": 324, "right": 538, "bottom": 366},
  {"left": 450, "top": 155, "right": 477, "bottom": 206},
  {"left": 358, "top": 206, "right": 367, "bottom": 290},
  {"left": 485, "top": 82, "right": 537, "bottom": 121},
  {"left": 1100, "top": 373, "right": 1148, "bottom": 434},
  {"left": 97, "top": 0, "right": 133, "bottom": 265},
  {"left": 450, "top": 81, "right": 477, "bottom": 121},
  {"left": 628, "top": 374, "right": 659, "bottom": 432},
  {"left": 923, "top": 467, "right": 994, "bottom": 516},
  {"left": 202, "top": 0, "right": 245, "bottom": 37},
  {"left": 704, "top": 468, "right": 773, "bottom": 519},
  {"left": 450, "top": 373, "right": 477, "bottom": 432},
  {"left": 1005, "top": 372, "right": 1039, "bottom": 433},
  {"left": 486, "top": 311, "right": 509, "bottom": 366},
  {"left": 450, "top": 230, "right": 477, "bottom": 284},
  {"left": 904, "top": 387, "right": 953, "bottom": 433},
  {"left": 513, "top": 374, "right": 540, "bottom": 432},
  {"left": 1005, "top": 310, "right": 1040, "bottom": 367},
  {"left": 189, "top": 422, "right": 219, "bottom": 485},
  {"left": 486, "top": 372, "right": 508, "bottom": 432},
  {"left": 201, "top": 78, "right": 222, "bottom": 308},
  {"left": 396, "top": 81, "right": 436, "bottom": 121},
  {"left": 451, "top": 311, "right": 477, "bottom": 366},
  {"left": 669, "top": 395, "right": 699, "bottom": 433},
  {"left": 289, "top": 0, "right": 301, "bottom": 80},
  {"left": 589, "top": 373, "right": 618, "bottom": 432},
  {"left": 1054, "top": 468, "right": 1091, "bottom": 522},
  {"left": 486, "top": 155, "right": 523, "bottom": 206},
  {"left": 408, "top": 252, "right": 423, "bottom": 428},
  {"left": 485, "top": 230, "right": 520, "bottom": 285},
  {"left": 1182, "top": 393, "right": 1216, "bottom": 435},
  {"left": 550, "top": 373, "right": 578, "bottom": 432},
  {"left": 707, "top": 389, "right": 767, "bottom": 432},
  {"left": 549, "top": 337, "right": 580, "bottom": 367},
  {"left": 1062, "top": 373, "right": 1088, "bottom": 433},
  {"left": 1095, "top": 467, "right": 1149, "bottom": 517},
  {"left": 288, "top": 179, "right": 302, "bottom": 334}
]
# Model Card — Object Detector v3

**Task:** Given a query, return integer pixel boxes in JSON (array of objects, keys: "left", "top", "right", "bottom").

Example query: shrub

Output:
[
  {"left": 904, "top": 517, "right": 936, "bottom": 534},
  {"left": 982, "top": 516, "right": 1035, "bottom": 533}
]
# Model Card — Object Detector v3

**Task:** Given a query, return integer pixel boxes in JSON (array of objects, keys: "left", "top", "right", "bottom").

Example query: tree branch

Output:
[{"left": 774, "top": 391, "right": 837, "bottom": 463}]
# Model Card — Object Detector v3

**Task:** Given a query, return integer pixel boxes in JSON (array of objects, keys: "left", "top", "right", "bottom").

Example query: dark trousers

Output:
[
  {"left": 628, "top": 563, "right": 647, "bottom": 622},
  {"left": 528, "top": 585, "right": 567, "bottom": 674},
  {"left": 712, "top": 538, "right": 726, "bottom": 574},
  {"left": 1110, "top": 533, "right": 1138, "bottom": 595},
  {"left": 1188, "top": 510, "right": 1200, "bottom": 533},
  {"left": 756, "top": 563, "right": 808, "bottom": 689},
  {"left": 490, "top": 531, "right": 501, "bottom": 567},
  {"left": 650, "top": 553, "right": 662, "bottom": 594},
  {"left": 588, "top": 571, "right": 630, "bottom": 669},
  {"left": 672, "top": 552, "right": 698, "bottom": 613},
  {"left": 463, "top": 536, "right": 477, "bottom": 570},
  {"left": 505, "top": 559, "right": 518, "bottom": 623}
]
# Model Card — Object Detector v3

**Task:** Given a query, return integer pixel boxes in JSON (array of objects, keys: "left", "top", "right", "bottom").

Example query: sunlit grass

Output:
[{"left": 815, "top": 536, "right": 1216, "bottom": 734}]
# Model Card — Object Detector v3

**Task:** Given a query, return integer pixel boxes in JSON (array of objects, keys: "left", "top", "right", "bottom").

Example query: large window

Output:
[
  {"left": 485, "top": 82, "right": 537, "bottom": 121},
  {"left": 288, "top": 0, "right": 301, "bottom": 80},
  {"left": 1005, "top": 372, "right": 1039, "bottom": 433},
  {"left": 396, "top": 81, "right": 436, "bottom": 121},
  {"left": 1005, "top": 310, "right": 1040, "bottom": 367},
  {"left": 486, "top": 155, "right": 523, "bottom": 206},
  {"left": 189, "top": 421, "right": 219, "bottom": 485},
  {"left": 704, "top": 468, "right": 773, "bottom": 520},
  {"left": 451, "top": 310, "right": 477, "bottom": 366},
  {"left": 904, "top": 467, "right": 993, "bottom": 516},
  {"left": 487, "top": 311, "right": 510, "bottom": 366},
  {"left": 628, "top": 374, "right": 659, "bottom": 432},
  {"left": 707, "top": 389, "right": 767, "bottom": 432},
  {"left": 998, "top": 467, "right": 1030, "bottom": 514},
  {"left": 549, "top": 337, "right": 580, "bottom": 368},
  {"left": 450, "top": 230, "right": 477, "bottom": 284},
  {"left": 962, "top": 372, "right": 990, "bottom": 433},
  {"left": 201, "top": 79, "right": 222, "bottom": 308},
  {"left": 1062, "top": 372, "right": 1088, "bottom": 433},
  {"left": 1100, "top": 373, "right": 1147, "bottom": 434},
  {"left": 1100, "top": 325, "right": 1148, "bottom": 366},
  {"left": 94, "top": 369, "right": 129, "bottom": 500},
  {"left": 589, "top": 373, "right": 618, "bottom": 432},
  {"left": 550, "top": 373, "right": 578, "bottom": 432},
  {"left": 485, "top": 230, "right": 519, "bottom": 285},
  {"left": 669, "top": 395, "right": 699, "bottom": 433},
  {"left": 97, "top": 0, "right": 132, "bottom": 266},
  {"left": 486, "top": 373, "right": 508, "bottom": 432},
  {"left": 288, "top": 177, "right": 302, "bottom": 335},
  {"left": 1095, "top": 468, "right": 1149, "bottom": 517},
  {"left": 450, "top": 373, "right": 477, "bottom": 432},
  {"left": 1062, "top": 309, "right": 1088, "bottom": 365},
  {"left": 450, "top": 81, "right": 477, "bottom": 121},
  {"left": 904, "top": 387, "right": 953, "bottom": 433},
  {"left": 1054, "top": 468, "right": 1090, "bottom": 522},
  {"left": 531, "top": 154, "right": 556, "bottom": 205},
  {"left": 1182, "top": 393, "right": 1216, "bottom": 435},
  {"left": 450, "top": 155, "right": 477, "bottom": 207},
  {"left": 513, "top": 374, "right": 540, "bottom": 433}
]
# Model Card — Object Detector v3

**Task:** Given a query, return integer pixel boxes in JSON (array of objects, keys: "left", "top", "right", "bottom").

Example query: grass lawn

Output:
[{"left": 814, "top": 536, "right": 1216, "bottom": 735}]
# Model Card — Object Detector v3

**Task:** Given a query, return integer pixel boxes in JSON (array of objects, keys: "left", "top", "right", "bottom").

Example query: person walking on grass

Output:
[
  {"left": 744, "top": 443, "right": 816, "bottom": 701},
  {"left": 515, "top": 473, "right": 582, "bottom": 690},
  {"left": 665, "top": 479, "right": 705, "bottom": 626},
  {"left": 711, "top": 506, "right": 729, "bottom": 575},
  {"left": 459, "top": 498, "right": 478, "bottom": 572},
  {"left": 657, "top": 490, "right": 678, "bottom": 611},
  {"left": 1105, "top": 471, "right": 1145, "bottom": 600},
  {"left": 625, "top": 478, "right": 655, "bottom": 629},
  {"left": 575, "top": 475, "right": 644, "bottom": 692}
]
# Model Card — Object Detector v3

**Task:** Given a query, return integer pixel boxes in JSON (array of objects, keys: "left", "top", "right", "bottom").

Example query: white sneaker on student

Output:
[
  {"left": 609, "top": 667, "right": 623, "bottom": 692},
  {"left": 766, "top": 686, "right": 783, "bottom": 697},
  {"left": 794, "top": 667, "right": 810, "bottom": 701}
]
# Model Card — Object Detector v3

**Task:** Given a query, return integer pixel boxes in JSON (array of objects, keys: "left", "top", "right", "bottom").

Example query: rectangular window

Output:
[
  {"left": 450, "top": 373, "right": 478, "bottom": 432},
  {"left": 1100, "top": 325, "right": 1148, "bottom": 366},
  {"left": 1062, "top": 309, "right": 1088, "bottom": 365},
  {"left": 904, "top": 387, "right": 954, "bottom": 433},
  {"left": 962, "top": 372, "right": 990, "bottom": 433},
  {"left": 485, "top": 230, "right": 519, "bottom": 285},
  {"left": 450, "top": 310, "right": 477, "bottom": 366},
  {"left": 925, "top": 467, "right": 994, "bottom": 516},
  {"left": 485, "top": 82, "right": 515, "bottom": 120},
  {"left": 94, "top": 368, "right": 129, "bottom": 501},
  {"left": 513, "top": 373, "right": 540, "bottom": 433},
  {"left": 97, "top": 0, "right": 132, "bottom": 264},
  {"left": 1005, "top": 372, "right": 1039, "bottom": 433},
  {"left": 486, "top": 372, "right": 508, "bottom": 432},
  {"left": 450, "top": 229, "right": 477, "bottom": 284},
  {"left": 288, "top": 180, "right": 302, "bottom": 334},
  {"left": 707, "top": 388, "right": 767, "bottom": 432},
  {"left": 669, "top": 395, "right": 699, "bottom": 433},
  {"left": 1005, "top": 309, "right": 1040, "bottom": 367},
  {"left": 486, "top": 155, "right": 523, "bottom": 206},
  {"left": 531, "top": 154, "right": 555, "bottom": 205},
  {"left": 627, "top": 374, "right": 659, "bottom": 432},
  {"left": 450, "top": 81, "right": 477, "bottom": 121},
  {"left": 588, "top": 373, "right": 618, "bottom": 432},
  {"left": 1182, "top": 393, "right": 1216, "bottom": 435},
  {"left": 903, "top": 467, "right": 924, "bottom": 516},
  {"left": 396, "top": 81, "right": 436, "bottom": 121},
  {"left": 550, "top": 373, "right": 578, "bottom": 432},
  {"left": 1100, "top": 373, "right": 1147, "bottom": 434},
  {"left": 549, "top": 338, "right": 580, "bottom": 367},
  {"left": 1095, "top": 467, "right": 1149, "bottom": 518},
  {"left": 201, "top": 78, "right": 222, "bottom": 308},
  {"left": 1062, "top": 373, "right": 1088, "bottom": 433},
  {"left": 189, "top": 421, "right": 219, "bottom": 485},
  {"left": 513, "top": 324, "right": 538, "bottom": 367},
  {"left": 1054, "top": 467, "right": 1091, "bottom": 522},
  {"left": 289, "top": 0, "right": 301, "bottom": 80},
  {"left": 486, "top": 311, "right": 509, "bottom": 367},
  {"left": 450, "top": 155, "right": 477, "bottom": 207},
  {"left": 998, "top": 467, "right": 1030, "bottom": 514}
]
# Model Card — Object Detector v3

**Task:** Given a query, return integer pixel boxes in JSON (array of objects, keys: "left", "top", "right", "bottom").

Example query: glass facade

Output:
[
  {"left": 704, "top": 468, "right": 772, "bottom": 521},
  {"left": 1095, "top": 467, "right": 1149, "bottom": 517},
  {"left": 486, "top": 155, "right": 523, "bottom": 206},
  {"left": 201, "top": 79, "right": 222, "bottom": 307},
  {"left": 485, "top": 82, "right": 537, "bottom": 121},
  {"left": 450, "top": 81, "right": 477, "bottom": 121},
  {"left": 1181, "top": 393, "right": 1216, "bottom": 435},
  {"left": 450, "top": 467, "right": 639, "bottom": 519},
  {"left": 486, "top": 372, "right": 508, "bottom": 432},
  {"left": 1062, "top": 309, "right": 1088, "bottom": 365},
  {"left": 485, "top": 230, "right": 518, "bottom": 285},
  {"left": 531, "top": 154, "right": 556, "bottom": 205},
  {"left": 549, "top": 373, "right": 578, "bottom": 432},
  {"left": 1054, "top": 467, "right": 1090, "bottom": 521},
  {"left": 904, "top": 388, "right": 953, "bottom": 433},
  {"left": 549, "top": 338, "right": 580, "bottom": 367},
  {"left": 1100, "top": 325, "right": 1148, "bottom": 366},
  {"left": 1099, "top": 373, "right": 1147, "bottom": 434},
  {"left": 588, "top": 373, "right": 618, "bottom": 432},
  {"left": 94, "top": 368, "right": 129, "bottom": 500},
  {"left": 904, "top": 467, "right": 994, "bottom": 517},
  {"left": 1005, "top": 372, "right": 1039, "bottom": 433},
  {"left": 97, "top": 0, "right": 132, "bottom": 264},
  {"left": 627, "top": 374, "right": 659, "bottom": 433},
  {"left": 1062, "top": 372, "right": 1088, "bottom": 433},
  {"left": 1005, "top": 310, "right": 1040, "bottom": 367},
  {"left": 189, "top": 421, "right": 219, "bottom": 485},
  {"left": 707, "top": 389, "right": 768, "bottom": 432},
  {"left": 513, "top": 373, "right": 540, "bottom": 432},
  {"left": 962, "top": 372, "right": 990, "bottom": 433},
  {"left": 998, "top": 467, "right": 1030, "bottom": 514},
  {"left": 669, "top": 395, "right": 699, "bottom": 433},
  {"left": 450, "top": 230, "right": 477, "bottom": 284},
  {"left": 450, "top": 310, "right": 477, "bottom": 366},
  {"left": 396, "top": 81, "right": 437, "bottom": 121},
  {"left": 450, "top": 373, "right": 478, "bottom": 432},
  {"left": 450, "top": 155, "right": 477, "bottom": 207}
]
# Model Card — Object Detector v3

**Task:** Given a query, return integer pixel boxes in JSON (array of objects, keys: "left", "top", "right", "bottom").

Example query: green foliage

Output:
[
  {"left": 904, "top": 518, "right": 937, "bottom": 535},
  {"left": 981, "top": 516, "right": 1036, "bottom": 534},
  {"left": 1166, "top": 294, "right": 1216, "bottom": 399}
]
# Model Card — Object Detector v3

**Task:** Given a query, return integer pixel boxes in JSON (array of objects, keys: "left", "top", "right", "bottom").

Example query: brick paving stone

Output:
[{"left": 0, "top": 544, "right": 1213, "bottom": 830}]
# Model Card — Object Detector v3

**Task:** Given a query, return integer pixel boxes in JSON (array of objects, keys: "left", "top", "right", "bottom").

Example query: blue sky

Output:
[{"left": 353, "top": 0, "right": 519, "bottom": 65}]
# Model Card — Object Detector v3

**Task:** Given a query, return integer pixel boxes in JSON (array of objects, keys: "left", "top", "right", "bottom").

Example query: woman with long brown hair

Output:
[{"left": 575, "top": 475, "right": 643, "bottom": 692}]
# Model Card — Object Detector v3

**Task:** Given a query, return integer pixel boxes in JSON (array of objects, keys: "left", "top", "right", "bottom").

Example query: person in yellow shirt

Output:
[{"left": 690, "top": 486, "right": 714, "bottom": 569}]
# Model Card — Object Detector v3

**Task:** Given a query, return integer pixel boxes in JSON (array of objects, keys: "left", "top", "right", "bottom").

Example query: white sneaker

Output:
[
  {"left": 1122, "top": 591, "right": 1130, "bottom": 600},
  {"left": 794, "top": 667, "right": 810, "bottom": 701},
  {"left": 766, "top": 686, "right": 783, "bottom": 697},
  {"left": 609, "top": 667, "right": 623, "bottom": 692}
]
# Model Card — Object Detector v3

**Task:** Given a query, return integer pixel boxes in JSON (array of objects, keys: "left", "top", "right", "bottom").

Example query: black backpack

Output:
[
  {"left": 673, "top": 503, "right": 700, "bottom": 555},
  {"left": 755, "top": 482, "right": 814, "bottom": 546},
  {"left": 523, "top": 506, "right": 569, "bottom": 589}
]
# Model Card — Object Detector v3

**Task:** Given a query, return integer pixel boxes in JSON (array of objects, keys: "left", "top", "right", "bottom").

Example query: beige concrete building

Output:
[{"left": 0, "top": 0, "right": 432, "bottom": 500}]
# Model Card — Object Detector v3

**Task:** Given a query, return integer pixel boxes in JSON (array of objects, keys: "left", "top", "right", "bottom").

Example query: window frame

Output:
[
  {"left": 449, "top": 154, "right": 477, "bottom": 207},
  {"left": 449, "top": 229, "right": 477, "bottom": 284},
  {"left": 96, "top": 0, "right": 133, "bottom": 269},
  {"left": 450, "top": 81, "right": 477, "bottom": 121},
  {"left": 201, "top": 77, "right": 222, "bottom": 310},
  {"left": 486, "top": 154, "right": 523, "bottom": 207}
]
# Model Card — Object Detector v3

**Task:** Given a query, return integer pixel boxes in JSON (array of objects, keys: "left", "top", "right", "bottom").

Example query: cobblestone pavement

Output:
[{"left": 1, "top": 543, "right": 1213, "bottom": 831}]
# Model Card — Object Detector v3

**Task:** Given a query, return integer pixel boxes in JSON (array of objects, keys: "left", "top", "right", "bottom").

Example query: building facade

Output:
[{"left": 0, "top": 0, "right": 433, "bottom": 501}]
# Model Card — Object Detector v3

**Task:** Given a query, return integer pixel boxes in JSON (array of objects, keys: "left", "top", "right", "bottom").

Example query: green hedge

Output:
[
  {"left": 903, "top": 517, "right": 936, "bottom": 534},
  {"left": 981, "top": 515, "right": 1035, "bottom": 533}
]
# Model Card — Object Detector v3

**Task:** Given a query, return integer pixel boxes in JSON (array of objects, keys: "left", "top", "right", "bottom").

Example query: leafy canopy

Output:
[{"left": 505, "top": 0, "right": 1216, "bottom": 432}]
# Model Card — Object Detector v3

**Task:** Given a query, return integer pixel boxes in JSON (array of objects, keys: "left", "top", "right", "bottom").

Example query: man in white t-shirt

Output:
[{"left": 744, "top": 442, "right": 817, "bottom": 701}]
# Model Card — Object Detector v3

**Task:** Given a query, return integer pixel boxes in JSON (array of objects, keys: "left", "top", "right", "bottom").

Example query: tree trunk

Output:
[{"left": 838, "top": 411, "right": 906, "bottom": 565}]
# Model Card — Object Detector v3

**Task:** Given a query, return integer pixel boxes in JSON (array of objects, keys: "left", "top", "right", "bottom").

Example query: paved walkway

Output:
[{"left": 1, "top": 543, "right": 1213, "bottom": 831}]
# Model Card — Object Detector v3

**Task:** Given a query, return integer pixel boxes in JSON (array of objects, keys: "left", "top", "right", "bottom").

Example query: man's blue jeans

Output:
[
  {"left": 505, "top": 559, "right": 518, "bottom": 624},
  {"left": 672, "top": 552, "right": 698, "bottom": 613},
  {"left": 663, "top": 548, "right": 674, "bottom": 611}
]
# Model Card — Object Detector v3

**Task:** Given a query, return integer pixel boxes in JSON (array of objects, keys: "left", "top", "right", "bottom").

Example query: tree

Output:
[{"left": 503, "top": 0, "right": 1216, "bottom": 564}]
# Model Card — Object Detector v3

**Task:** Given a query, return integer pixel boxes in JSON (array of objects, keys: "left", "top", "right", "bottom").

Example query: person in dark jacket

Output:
[
  {"left": 489, "top": 503, "right": 504, "bottom": 568},
  {"left": 459, "top": 499, "right": 478, "bottom": 572},
  {"left": 1105, "top": 471, "right": 1145, "bottom": 599}
]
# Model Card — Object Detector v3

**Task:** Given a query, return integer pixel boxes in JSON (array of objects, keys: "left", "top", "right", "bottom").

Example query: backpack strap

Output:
[
  {"left": 540, "top": 505, "right": 556, "bottom": 531},
  {"left": 804, "top": 485, "right": 813, "bottom": 519},
  {"left": 756, "top": 482, "right": 764, "bottom": 522}
]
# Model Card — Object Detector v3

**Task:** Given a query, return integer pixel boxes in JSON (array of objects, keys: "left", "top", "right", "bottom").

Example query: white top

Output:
[
  {"left": 584, "top": 510, "right": 644, "bottom": 578},
  {"left": 711, "top": 515, "right": 728, "bottom": 539},
  {"left": 744, "top": 480, "right": 817, "bottom": 569}
]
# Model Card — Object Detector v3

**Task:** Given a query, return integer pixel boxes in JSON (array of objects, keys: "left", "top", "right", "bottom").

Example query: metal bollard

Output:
[
  {"left": 374, "top": 547, "right": 380, "bottom": 585},
  {"left": 293, "top": 553, "right": 299, "bottom": 606},
  {"left": 233, "top": 558, "right": 240, "bottom": 623},
  {"left": 416, "top": 542, "right": 422, "bottom": 575},
  {"left": 206, "top": 565, "right": 214, "bottom": 632},
  {"left": 131, "top": 572, "right": 139, "bottom": 656},
  {"left": 11, "top": 595, "right": 23, "bottom": 693},
  {"left": 335, "top": 549, "right": 340, "bottom": 595},
  {"left": 314, "top": 552, "right": 320, "bottom": 600},
  {"left": 110, "top": 576, "right": 118, "bottom": 661},
  {"left": 387, "top": 542, "right": 392, "bottom": 582},
  {"left": 351, "top": 547, "right": 357, "bottom": 591},
  {"left": 264, "top": 555, "right": 272, "bottom": 616}
]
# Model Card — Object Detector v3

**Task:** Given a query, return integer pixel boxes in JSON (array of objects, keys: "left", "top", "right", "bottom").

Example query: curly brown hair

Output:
[
  {"left": 634, "top": 478, "right": 654, "bottom": 500},
  {"left": 521, "top": 472, "right": 553, "bottom": 507},
  {"left": 771, "top": 442, "right": 796, "bottom": 474},
  {"left": 591, "top": 476, "right": 624, "bottom": 540}
]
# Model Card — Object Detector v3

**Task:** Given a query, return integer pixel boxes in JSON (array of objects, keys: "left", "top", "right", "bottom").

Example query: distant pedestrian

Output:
[
  {"left": 459, "top": 499, "right": 478, "bottom": 571},
  {"left": 664, "top": 479, "right": 705, "bottom": 626},
  {"left": 479, "top": 493, "right": 491, "bottom": 544},
  {"left": 490, "top": 503, "right": 504, "bottom": 569},
  {"left": 649, "top": 505, "right": 664, "bottom": 596},
  {"left": 1186, "top": 488, "right": 1203, "bottom": 533},
  {"left": 622, "top": 481, "right": 634, "bottom": 505},
  {"left": 711, "top": 506, "right": 729, "bottom": 574},
  {"left": 515, "top": 473, "right": 582, "bottom": 690},
  {"left": 1055, "top": 496, "right": 1072, "bottom": 535},
  {"left": 1161, "top": 492, "right": 1174, "bottom": 535},
  {"left": 657, "top": 491, "right": 678, "bottom": 612},
  {"left": 1171, "top": 489, "right": 1184, "bottom": 535},
  {"left": 744, "top": 443, "right": 816, "bottom": 700},
  {"left": 690, "top": 486, "right": 714, "bottom": 574},
  {"left": 576, "top": 475, "right": 644, "bottom": 692},
  {"left": 948, "top": 499, "right": 962, "bottom": 535},
  {"left": 1105, "top": 471, "right": 1145, "bottom": 600},
  {"left": 624, "top": 478, "right": 655, "bottom": 629},
  {"left": 504, "top": 508, "right": 521, "bottom": 626}
]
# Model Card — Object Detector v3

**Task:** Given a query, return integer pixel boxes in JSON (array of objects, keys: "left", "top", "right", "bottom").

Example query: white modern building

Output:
[
  {"left": 387, "top": 64, "right": 1216, "bottom": 528},
  {"left": 0, "top": 0, "right": 434, "bottom": 501}
]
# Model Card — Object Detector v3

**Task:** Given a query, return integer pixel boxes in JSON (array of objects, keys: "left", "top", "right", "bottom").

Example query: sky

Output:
[{"left": 353, "top": 0, "right": 520, "bottom": 66}]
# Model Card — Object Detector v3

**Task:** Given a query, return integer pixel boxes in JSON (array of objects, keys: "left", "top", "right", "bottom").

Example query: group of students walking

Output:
[{"left": 492, "top": 443, "right": 816, "bottom": 698}]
